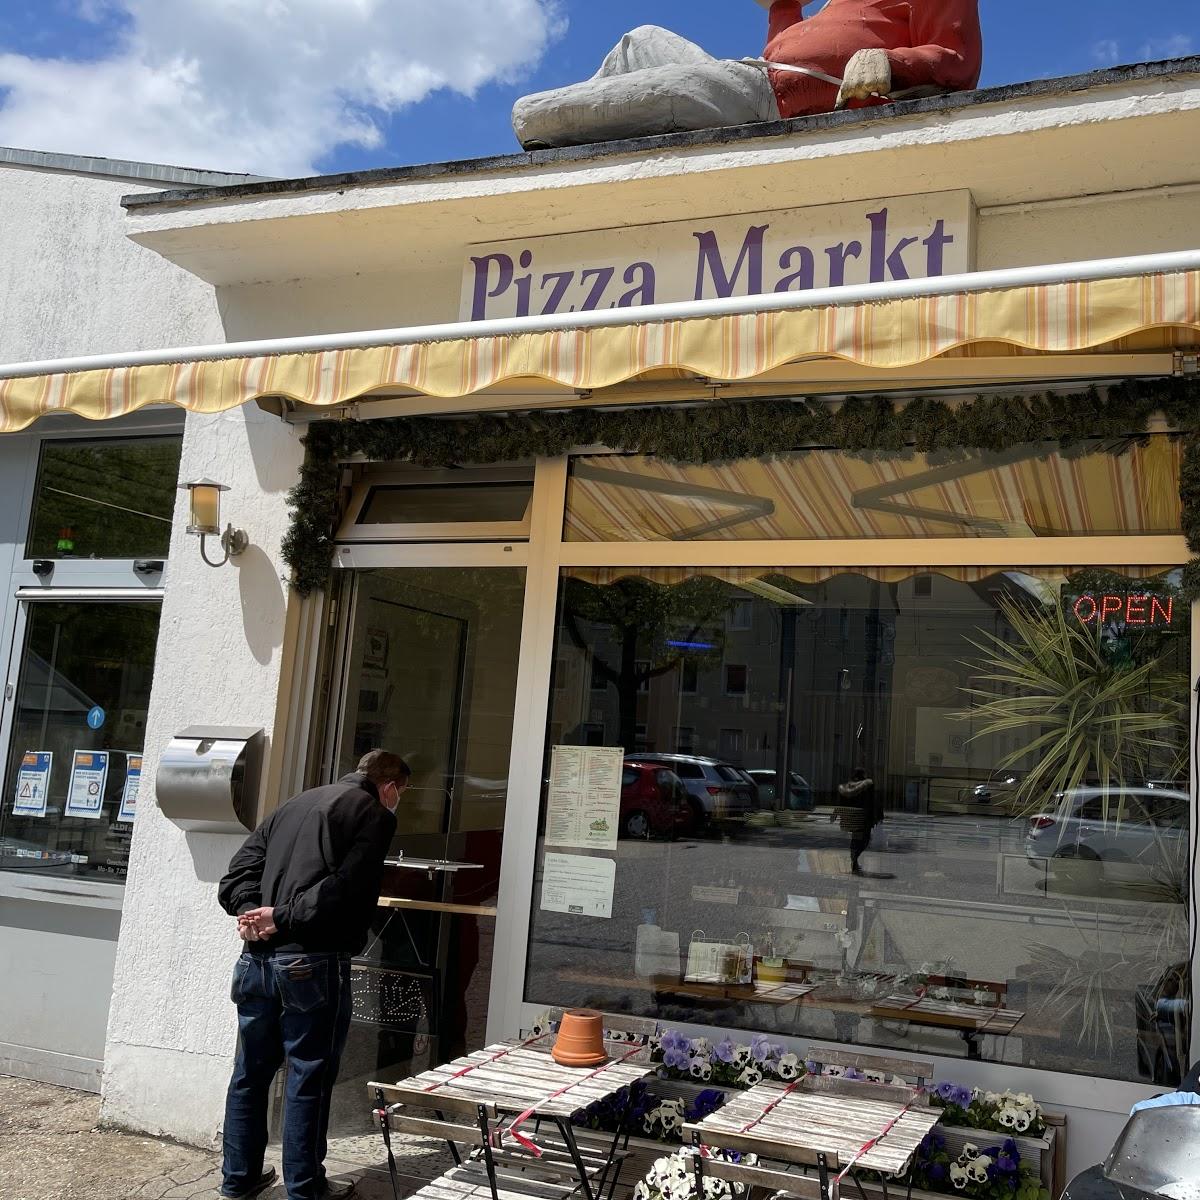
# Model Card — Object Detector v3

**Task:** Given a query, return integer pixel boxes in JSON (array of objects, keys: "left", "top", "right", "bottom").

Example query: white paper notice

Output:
[
  {"left": 64, "top": 750, "right": 109, "bottom": 820},
  {"left": 544, "top": 745, "right": 623, "bottom": 850},
  {"left": 539, "top": 853, "right": 616, "bottom": 919}
]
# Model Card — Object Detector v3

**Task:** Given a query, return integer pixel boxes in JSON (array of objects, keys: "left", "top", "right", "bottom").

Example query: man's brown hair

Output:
[{"left": 357, "top": 749, "right": 412, "bottom": 784}]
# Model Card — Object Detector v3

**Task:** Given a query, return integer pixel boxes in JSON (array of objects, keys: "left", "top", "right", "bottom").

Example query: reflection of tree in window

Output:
[
  {"left": 27, "top": 437, "right": 182, "bottom": 559},
  {"left": 560, "top": 575, "right": 731, "bottom": 750}
]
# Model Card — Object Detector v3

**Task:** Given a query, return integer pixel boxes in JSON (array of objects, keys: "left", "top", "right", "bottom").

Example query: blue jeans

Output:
[{"left": 222, "top": 951, "right": 353, "bottom": 1200}]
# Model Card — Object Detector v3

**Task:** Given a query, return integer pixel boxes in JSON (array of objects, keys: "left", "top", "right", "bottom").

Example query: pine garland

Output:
[{"left": 282, "top": 375, "right": 1200, "bottom": 596}]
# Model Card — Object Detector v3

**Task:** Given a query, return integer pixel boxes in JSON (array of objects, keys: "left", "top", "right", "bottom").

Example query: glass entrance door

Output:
[{"left": 324, "top": 565, "right": 526, "bottom": 1134}]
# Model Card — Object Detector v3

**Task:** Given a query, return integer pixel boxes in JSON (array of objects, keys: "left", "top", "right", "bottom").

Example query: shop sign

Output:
[
  {"left": 1069, "top": 592, "right": 1176, "bottom": 627},
  {"left": 461, "top": 189, "right": 974, "bottom": 321}
]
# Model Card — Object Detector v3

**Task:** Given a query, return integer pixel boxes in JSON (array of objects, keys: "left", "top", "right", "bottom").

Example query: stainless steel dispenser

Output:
[{"left": 156, "top": 726, "right": 264, "bottom": 834}]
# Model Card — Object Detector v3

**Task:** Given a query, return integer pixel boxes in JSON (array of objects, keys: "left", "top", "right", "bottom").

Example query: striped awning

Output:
[
  {"left": 1, "top": 266, "right": 1198, "bottom": 433},
  {"left": 564, "top": 437, "right": 1183, "bottom": 543}
]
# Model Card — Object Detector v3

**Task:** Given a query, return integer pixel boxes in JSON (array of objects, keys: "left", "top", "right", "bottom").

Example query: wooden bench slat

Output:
[
  {"left": 682, "top": 1123, "right": 841, "bottom": 1170},
  {"left": 804, "top": 1047, "right": 934, "bottom": 1079},
  {"left": 700, "top": 1157, "right": 835, "bottom": 1200},
  {"left": 370, "top": 1081, "right": 498, "bottom": 1120}
]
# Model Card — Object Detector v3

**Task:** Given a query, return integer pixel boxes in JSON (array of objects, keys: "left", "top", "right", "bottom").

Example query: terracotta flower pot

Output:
[{"left": 552, "top": 1009, "right": 608, "bottom": 1068}]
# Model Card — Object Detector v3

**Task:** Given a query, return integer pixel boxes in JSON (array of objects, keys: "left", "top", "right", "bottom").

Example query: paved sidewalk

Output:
[{"left": 1, "top": 1075, "right": 451, "bottom": 1200}]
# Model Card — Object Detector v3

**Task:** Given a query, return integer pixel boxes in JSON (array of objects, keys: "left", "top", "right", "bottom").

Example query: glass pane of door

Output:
[
  {"left": 325, "top": 566, "right": 526, "bottom": 1135},
  {"left": 0, "top": 601, "right": 161, "bottom": 880}
]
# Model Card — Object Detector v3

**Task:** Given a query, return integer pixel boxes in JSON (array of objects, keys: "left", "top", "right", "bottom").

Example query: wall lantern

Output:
[{"left": 181, "top": 478, "right": 248, "bottom": 568}]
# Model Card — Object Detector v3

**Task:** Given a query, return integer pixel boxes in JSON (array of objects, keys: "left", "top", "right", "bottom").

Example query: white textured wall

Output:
[
  {"left": 0, "top": 164, "right": 223, "bottom": 363},
  {"left": 100, "top": 402, "right": 303, "bottom": 1146}
]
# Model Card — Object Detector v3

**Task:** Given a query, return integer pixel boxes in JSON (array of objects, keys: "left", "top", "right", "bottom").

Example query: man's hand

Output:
[
  {"left": 835, "top": 48, "right": 892, "bottom": 108},
  {"left": 238, "top": 907, "right": 278, "bottom": 940}
]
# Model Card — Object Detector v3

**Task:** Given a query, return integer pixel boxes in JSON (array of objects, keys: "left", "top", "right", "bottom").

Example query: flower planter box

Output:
[{"left": 938, "top": 1121, "right": 1059, "bottom": 1195}]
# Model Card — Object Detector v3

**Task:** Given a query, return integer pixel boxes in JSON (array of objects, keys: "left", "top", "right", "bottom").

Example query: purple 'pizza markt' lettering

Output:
[
  {"left": 866, "top": 208, "right": 920, "bottom": 281},
  {"left": 693, "top": 224, "right": 769, "bottom": 299},
  {"left": 470, "top": 252, "right": 514, "bottom": 320}
]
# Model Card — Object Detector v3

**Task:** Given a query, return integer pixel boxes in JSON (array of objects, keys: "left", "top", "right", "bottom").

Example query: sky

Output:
[{"left": 0, "top": 1, "right": 1194, "bottom": 179}]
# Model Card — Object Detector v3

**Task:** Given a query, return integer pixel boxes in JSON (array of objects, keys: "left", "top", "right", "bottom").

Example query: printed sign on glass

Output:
[
  {"left": 118, "top": 753, "right": 142, "bottom": 824},
  {"left": 13, "top": 751, "right": 52, "bottom": 818},
  {"left": 65, "top": 750, "right": 110, "bottom": 820}
]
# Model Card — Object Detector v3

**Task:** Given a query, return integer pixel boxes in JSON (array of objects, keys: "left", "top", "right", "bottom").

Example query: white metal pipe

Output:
[{"left": 1, "top": 249, "right": 1198, "bottom": 382}]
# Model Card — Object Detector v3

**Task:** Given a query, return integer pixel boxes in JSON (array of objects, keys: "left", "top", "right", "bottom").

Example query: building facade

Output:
[
  {"left": 0, "top": 148, "right": 255, "bottom": 1089},
  {"left": 0, "top": 59, "right": 1198, "bottom": 1180}
]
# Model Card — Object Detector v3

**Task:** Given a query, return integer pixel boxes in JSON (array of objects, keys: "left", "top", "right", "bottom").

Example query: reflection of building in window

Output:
[
  {"left": 728, "top": 599, "right": 753, "bottom": 630},
  {"left": 719, "top": 728, "right": 744, "bottom": 758},
  {"left": 724, "top": 664, "right": 748, "bottom": 696},
  {"left": 675, "top": 726, "right": 696, "bottom": 753},
  {"left": 635, "top": 723, "right": 648, "bottom": 750},
  {"left": 635, "top": 660, "right": 650, "bottom": 692},
  {"left": 680, "top": 659, "right": 699, "bottom": 694},
  {"left": 582, "top": 723, "right": 605, "bottom": 746},
  {"left": 553, "top": 657, "right": 567, "bottom": 689}
]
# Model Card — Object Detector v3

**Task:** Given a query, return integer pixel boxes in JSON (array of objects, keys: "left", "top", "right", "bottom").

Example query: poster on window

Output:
[
  {"left": 539, "top": 852, "right": 616, "bottom": 918},
  {"left": 13, "top": 751, "right": 52, "bottom": 817},
  {"left": 117, "top": 753, "right": 142, "bottom": 824},
  {"left": 544, "top": 745, "right": 622, "bottom": 850},
  {"left": 65, "top": 750, "right": 109, "bottom": 820}
]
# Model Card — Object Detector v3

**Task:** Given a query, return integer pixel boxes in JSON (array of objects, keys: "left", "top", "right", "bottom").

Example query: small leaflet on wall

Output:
[
  {"left": 544, "top": 745, "right": 623, "bottom": 851},
  {"left": 117, "top": 753, "right": 142, "bottom": 824},
  {"left": 13, "top": 751, "right": 52, "bottom": 817},
  {"left": 64, "top": 750, "right": 110, "bottom": 820},
  {"left": 539, "top": 852, "right": 616, "bottom": 919}
]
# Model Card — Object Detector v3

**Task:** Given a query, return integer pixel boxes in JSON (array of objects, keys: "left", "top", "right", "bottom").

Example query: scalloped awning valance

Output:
[{"left": 1, "top": 256, "right": 1198, "bottom": 434}]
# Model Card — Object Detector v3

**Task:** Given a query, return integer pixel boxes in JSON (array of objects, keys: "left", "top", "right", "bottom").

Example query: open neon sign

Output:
[{"left": 1071, "top": 593, "right": 1175, "bottom": 627}]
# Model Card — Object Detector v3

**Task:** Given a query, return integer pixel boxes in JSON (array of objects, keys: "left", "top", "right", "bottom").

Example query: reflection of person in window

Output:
[{"left": 836, "top": 768, "right": 877, "bottom": 875}]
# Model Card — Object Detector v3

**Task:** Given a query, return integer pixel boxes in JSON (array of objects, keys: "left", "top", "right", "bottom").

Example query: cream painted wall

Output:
[
  {"left": 0, "top": 165, "right": 224, "bottom": 363},
  {"left": 100, "top": 402, "right": 303, "bottom": 1145}
]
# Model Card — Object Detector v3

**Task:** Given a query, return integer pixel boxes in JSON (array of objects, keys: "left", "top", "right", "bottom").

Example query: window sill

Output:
[{"left": 0, "top": 870, "right": 124, "bottom": 910}]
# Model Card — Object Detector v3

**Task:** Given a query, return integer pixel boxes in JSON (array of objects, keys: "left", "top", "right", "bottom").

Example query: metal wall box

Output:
[{"left": 157, "top": 726, "right": 263, "bottom": 834}]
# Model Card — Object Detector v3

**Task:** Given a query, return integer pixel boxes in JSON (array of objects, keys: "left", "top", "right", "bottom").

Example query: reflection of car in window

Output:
[
  {"left": 1025, "top": 787, "right": 1188, "bottom": 884},
  {"left": 619, "top": 760, "right": 692, "bottom": 839},
  {"left": 746, "top": 769, "right": 813, "bottom": 811},
  {"left": 633, "top": 754, "right": 757, "bottom": 828}
]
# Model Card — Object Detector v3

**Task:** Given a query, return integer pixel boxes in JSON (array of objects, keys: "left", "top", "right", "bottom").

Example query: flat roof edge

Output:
[
  {"left": 121, "top": 56, "right": 1200, "bottom": 213},
  {"left": 0, "top": 145, "right": 267, "bottom": 188}
]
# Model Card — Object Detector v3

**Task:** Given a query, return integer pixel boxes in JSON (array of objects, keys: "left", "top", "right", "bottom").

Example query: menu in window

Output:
[
  {"left": 539, "top": 852, "right": 616, "bottom": 919},
  {"left": 64, "top": 750, "right": 110, "bottom": 820},
  {"left": 117, "top": 753, "right": 142, "bottom": 824},
  {"left": 13, "top": 751, "right": 52, "bottom": 817},
  {"left": 544, "top": 745, "right": 622, "bottom": 851}
]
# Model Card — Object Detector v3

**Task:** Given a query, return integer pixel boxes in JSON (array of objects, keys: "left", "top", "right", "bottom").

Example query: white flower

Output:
[
  {"left": 666, "top": 1159, "right": 690, "bottom": 1182},
  {"left": 824, "top": 1065, "right": 845, "bottom": 1078},
  {"left": 949, "top": 1166, "right": 970, "bottom": 1191},
  {"left": 738, "top": 1067, "right": 764, "bottom": 1087},
  {"left": 967, "top": 1156, "right": 993, "bottom": 1185},
  {"left": 691, "top": 1038, "right": 711, "bottom": 1057},
  {"left": 635, "top": 1184, "right": 650, "bottom": 1200},
  {"left": 1013, "top": 1110, "right": 1031, "bottom": 1132},
  {"left": 864, "top": 1069, "right": 885, "bottom": 1084},
  {"left": 689, "top": 1057, "right": 713, "bottom": 1082},
  {"left": 997, "top": 1108, "right": 1018, "bottom": 1129},
  {"left": 530, "top": 1010, "right": 552, "bottom": 1037},
  {"left": 958, "top": 1144, "right": 979, "bottom": 1166},
  {"left": 777, "top": 1053, "right": 800, "bottom": 1081},
  {"left": 733, "top": 1046, "right": 752, "bottom": 1067}
]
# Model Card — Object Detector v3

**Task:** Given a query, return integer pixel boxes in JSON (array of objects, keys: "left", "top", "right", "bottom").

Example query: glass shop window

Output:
[
  {"left": 564, "top": 437, "right": 1183, "bottom": 542},
  {"left": 524, "top": 563, "right": 1192, "bottom": 1087},
  {"left": 0, "top": 601, "right": 161, "bottom": 881},
  {"left": 27, "top": 436, "right": 182, "bottom": 559}
]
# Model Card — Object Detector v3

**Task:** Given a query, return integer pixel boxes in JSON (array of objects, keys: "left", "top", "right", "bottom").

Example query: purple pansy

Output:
[
  {"left": 750, "top": 1035, "right": 773, "bottom": 1064},
  {"left": 713, "top": 1038, "right": 737, "bottom": 1064},
  {"left": 843, "top": 1066, "right": 865, "bottom": 1081},
  {"left": 929, "top": 1163, "right": 947, "bottom": 1182}
]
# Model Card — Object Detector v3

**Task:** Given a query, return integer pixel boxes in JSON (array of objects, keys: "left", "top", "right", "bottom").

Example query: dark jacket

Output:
[{"left": 218, "top": 773, "right": 397, "bottom": 955}]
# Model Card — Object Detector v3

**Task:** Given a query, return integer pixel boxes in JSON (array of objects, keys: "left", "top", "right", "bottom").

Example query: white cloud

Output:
[
  {"left": 0, "top": 0, "right": 566, "bottom": 176},
  {"left": 1140, "top": 33, "right": 1195, "bottom": 60},
  {"left": 1091, "top": 39, "right": 1121, "bottom": 66}
]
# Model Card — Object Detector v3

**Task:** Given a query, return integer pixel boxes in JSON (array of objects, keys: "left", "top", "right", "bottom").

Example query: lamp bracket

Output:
[{"left": 199, "top": 524, "right": 249, "bottom": 568}]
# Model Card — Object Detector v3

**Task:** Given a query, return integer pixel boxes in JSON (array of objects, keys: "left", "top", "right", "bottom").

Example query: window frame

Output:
[{"left": 0, "top": 411, "right": 179, "bottom": 900}]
